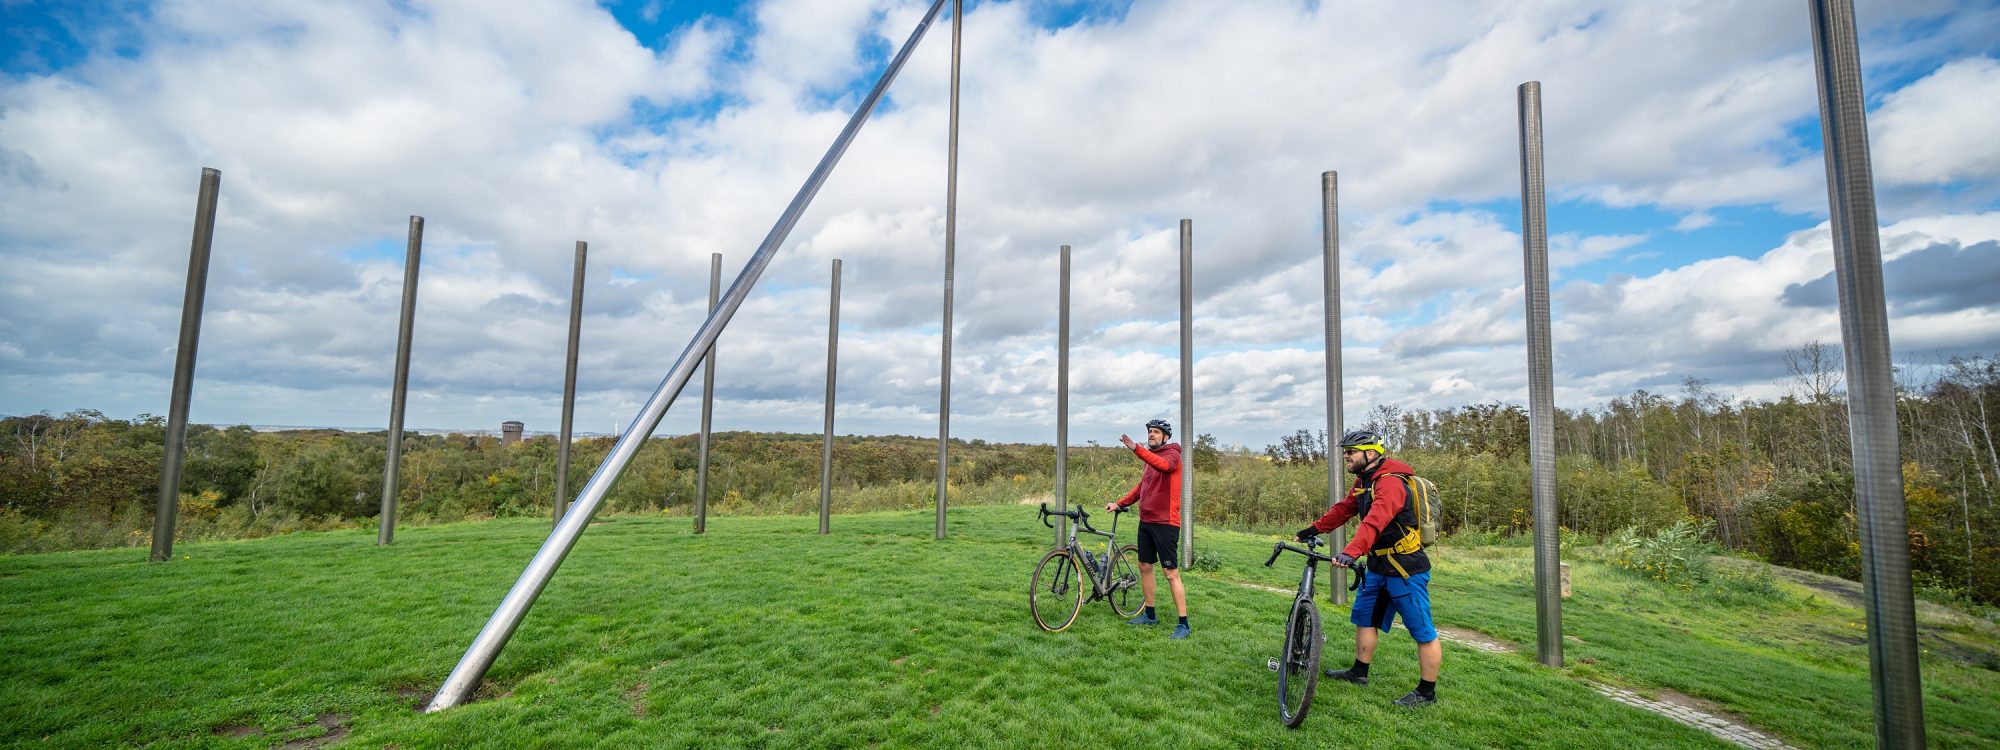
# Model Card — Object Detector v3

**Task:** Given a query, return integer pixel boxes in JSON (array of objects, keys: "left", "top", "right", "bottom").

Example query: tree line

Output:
[{"left": 2, "top": 346, "right": 1994, "bottom": 606}]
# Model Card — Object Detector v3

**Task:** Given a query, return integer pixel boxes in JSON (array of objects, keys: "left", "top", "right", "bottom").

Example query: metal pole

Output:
[
  {"left": 696, "top": 252, "right": 720, "bottom": 534},
  {"left": 379, "top": 215, "right": 423, "bottom": 546},
  {"left": 820, "top": 259, "right": 841, "bottom": 535},
  {"left": 1178, "top": 218, "right": 1194, "bottom": 568},
  {"left": 426, "top": 0, "right": 949, "bottom": 711},
  {"left": 1321, "top": 171, "right": 1347, "bottom": 602},
  {"left": 1518, "top": 82, "right": 1563, "bottom": 667},
  {"left": 1056, "top": 244, "right": 1070, "bottom": 547},
  {"left": 554, "top": 241, "right": 586, "bottom": 525},
  {"left": 150, "top": 167, "right": 221, "bottom": 562},
  {"left": 935, "top": 0, "right": 962, "bottom": 541},
  {"left": 1808, "top": 1, "right": 1924, "bottom": 744}
]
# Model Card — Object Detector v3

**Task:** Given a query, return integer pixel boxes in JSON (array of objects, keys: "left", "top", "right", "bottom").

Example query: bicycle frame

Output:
[{"left": 1042, "top": 503, "right": 1131, "bottom": 599}]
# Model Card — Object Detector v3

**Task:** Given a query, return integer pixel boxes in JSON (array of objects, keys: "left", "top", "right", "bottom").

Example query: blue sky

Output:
[{"left": 2, "top": 0, "right": 1998, "bottom": 449}]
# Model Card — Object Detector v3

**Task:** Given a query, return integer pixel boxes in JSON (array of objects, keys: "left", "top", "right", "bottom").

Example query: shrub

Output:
[{"left": 1608, "top": 519, "right": 1717, "bottom": 590}]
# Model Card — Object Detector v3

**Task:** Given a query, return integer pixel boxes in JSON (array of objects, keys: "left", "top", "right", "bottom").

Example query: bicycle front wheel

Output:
[
  {"left": 1106, "top": 543, "right": 1143, "bottom": 618},
  {"left": 1030, "top": 549, "right": 1084, "bottom": 632},
  {"left": 1278, "top": 598, "right": 1322, "bottom": 728}
]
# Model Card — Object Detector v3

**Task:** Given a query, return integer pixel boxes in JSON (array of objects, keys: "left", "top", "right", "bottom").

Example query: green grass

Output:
[{"left": 2, "top": 506, "right": 1995, "bottom": 749}]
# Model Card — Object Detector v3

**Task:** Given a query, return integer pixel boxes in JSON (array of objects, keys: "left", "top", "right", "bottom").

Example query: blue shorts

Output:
[{"left": 1349, "top": 570, "right": 1437, "bottom": 644}]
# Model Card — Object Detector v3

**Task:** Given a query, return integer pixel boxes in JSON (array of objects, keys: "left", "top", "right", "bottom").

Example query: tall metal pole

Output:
[
  {"left": 379, "top": 216, "right": 424, "bottom": 547},
  {"left": 150, "top": 167, "right": 221, "bottom": 562},
  {"left": 935, "top": 0, "right": 962, "bottom": 541},
  {"left": 1321, "top": 171, "right": 1348, "bottom": 602},
  {"left": 426, "top": 0, "right": 950, "bottom": 712},
  {"left": 1517, "top": 82, "right": 1563, "bottom": 667},
  {"left": 696, "top": 252, "right": 720, "bottom": 534},
  {"left": 554, "top": 241, "right": 586, "bottom": 525},
  {"left": 820, "top": 259, "right": 841, "bottom": 535},
  {"left": 1808, "top": 1, "right": 1924, "bottom": 744},
  {"left": 1178, "top": 219, "right": 1194, "bottom": 568},
  {"left": 1056, "top": 244, "right": 1071, "bottom": 547}
]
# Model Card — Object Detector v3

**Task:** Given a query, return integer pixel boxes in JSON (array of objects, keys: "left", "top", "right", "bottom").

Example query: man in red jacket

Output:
[
  {"left": 1296, "top": 429, "right": 1439, "bottom": 707},
  {"left": 1104, "top": 418, "right": 1190, "bottom": 639}
]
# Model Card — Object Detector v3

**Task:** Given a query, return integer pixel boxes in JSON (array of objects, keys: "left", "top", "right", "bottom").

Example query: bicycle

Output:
[
  {"left": 1262, "top": 535, "right": 1363, "bottom": 728},
  {"left": 1030, "top": 503, "right": 1143, "bottom": 631}
]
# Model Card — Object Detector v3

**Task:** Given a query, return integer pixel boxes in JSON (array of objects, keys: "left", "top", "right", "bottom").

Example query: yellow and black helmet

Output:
[{"left": 1338, "top": 429, "right": 1385, "bottom": 455}]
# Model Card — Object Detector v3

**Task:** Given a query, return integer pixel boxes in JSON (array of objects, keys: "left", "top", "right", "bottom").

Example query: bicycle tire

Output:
[
  {"left": 1106, "top": 543, "right": 1143, "bottom": 618},
  {"left": 1278, "top": 598, "right": 1322, "bottom": 728},
  {"left": 1030, "top": 549, "right": 1084, "bottom": 632}
]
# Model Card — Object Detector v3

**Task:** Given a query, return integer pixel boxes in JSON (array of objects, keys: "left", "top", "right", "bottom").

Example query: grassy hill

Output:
[{"left": 2, "top": 505, "right": 1995, "bottom": 749}]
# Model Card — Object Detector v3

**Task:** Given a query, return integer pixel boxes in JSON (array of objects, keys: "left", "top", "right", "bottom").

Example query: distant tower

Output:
[{"left": 501, "top": 421, "right": 524, "bottom": 447}]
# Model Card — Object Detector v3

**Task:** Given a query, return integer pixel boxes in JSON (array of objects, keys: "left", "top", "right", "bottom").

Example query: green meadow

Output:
[{"left": 2, "top": 505, "right": 1995, "bottom": 749}]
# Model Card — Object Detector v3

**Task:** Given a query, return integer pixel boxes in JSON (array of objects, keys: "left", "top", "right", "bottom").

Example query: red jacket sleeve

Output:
[
  {"left": 1309, "top": 492, "right": 1358, "bottom": 535},
  {"left": 1133, "top": 444, "right": 1179, "bottom": 473},
  {"left": 1343, "top": 475, "right": 1407, "bottom": 558},
  {"left": 1117, "top": 482, "right": 1140, "bottom": 507}
]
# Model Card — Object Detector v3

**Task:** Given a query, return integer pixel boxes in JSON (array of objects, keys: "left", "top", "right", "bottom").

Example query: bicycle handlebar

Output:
[
  {"left": 1039, "top": 502, "right": 1123, "bottom": 534},
  {"left": 1263, "top": 538, "right": 1352, "bottom": 570}
]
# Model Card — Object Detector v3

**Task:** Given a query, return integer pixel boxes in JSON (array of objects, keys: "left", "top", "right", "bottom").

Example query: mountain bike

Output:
[
  {"left": 1263, "top": 536, "right": 1362, "bottom": 728},
  {"left": 1030, "top": 503, "right": 1142, "bottom": 631}
]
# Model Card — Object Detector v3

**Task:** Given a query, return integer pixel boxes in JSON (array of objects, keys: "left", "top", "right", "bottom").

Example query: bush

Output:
[{"left": 1609, "top": 519, "right": 1718, "bottom": 590}]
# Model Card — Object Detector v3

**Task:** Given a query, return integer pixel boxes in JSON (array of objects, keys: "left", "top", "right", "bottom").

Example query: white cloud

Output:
[
  {"left": 1, "top": 0, "right": 1997, "bottom": 452},
  {"left": 1871, "top": 56, "right": 2000, "bottom": 186}
]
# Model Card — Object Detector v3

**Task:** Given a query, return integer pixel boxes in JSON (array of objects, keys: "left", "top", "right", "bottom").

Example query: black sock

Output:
[
  {"left": 1144, "top": 606, "right": 1156, "bottom": 618},
  {"left": 1350, "top": 660, "right": 1370, "bottom": 677},
  {"left": 1177, "top": 616, "right": 1188, "bottom": 627},
  {"left": 1417, "top": 679, "right": 1436, "bottom": 698}
]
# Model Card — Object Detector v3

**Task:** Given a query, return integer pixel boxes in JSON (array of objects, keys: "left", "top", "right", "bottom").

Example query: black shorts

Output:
[{"left": 1135, "top": 522, "right": 1180, "bottom": 568}]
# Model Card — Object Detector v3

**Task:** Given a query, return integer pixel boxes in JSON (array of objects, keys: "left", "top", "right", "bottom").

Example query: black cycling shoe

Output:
[
  {"left": 1393, "top": 689, "right": 1436, "bottom": 707},
  {"left": 1323, "top": 667, "right": 1368, "bottom": 686}
]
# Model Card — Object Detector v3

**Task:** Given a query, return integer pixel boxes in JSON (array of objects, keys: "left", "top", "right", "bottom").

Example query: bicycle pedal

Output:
[{"left": 1267, "top": 658, "right": 1281, "bottom": 672}]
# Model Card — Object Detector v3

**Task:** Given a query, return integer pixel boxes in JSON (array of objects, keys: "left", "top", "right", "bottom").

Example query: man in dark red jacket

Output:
[
  {"left": 1104, "top": 418, "right": 1190, "bottom": 639},
  {"left": 1296, "top": 429, "right": 1440, "bottom": 706}
]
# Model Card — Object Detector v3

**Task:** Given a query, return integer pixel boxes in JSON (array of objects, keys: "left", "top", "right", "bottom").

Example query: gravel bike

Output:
[
  {"left": 1263, "top": 535, "right": 1362, "bottom": 728},
  {"left": 1030, "top": 503, "right": 1142, "bottom": 631}
]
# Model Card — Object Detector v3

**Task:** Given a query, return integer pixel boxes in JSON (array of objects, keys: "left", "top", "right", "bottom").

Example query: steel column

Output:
[
  {"left": 1321, "top": 171, "right": 1348, "bottom": 602},
  {"left": 1056, "top": 244, "right": 1070, "bottom": 547},
  {"left": 1518, "top": 82, "right": 1563, "bottom": 667},
  {"left": 696, "top": 252, "right": 719, "bottom": 534},
  {"left": 1178, "top": 218, "right": 1194, "bottom": 567},
  {"left": 150, "top": 167, "right": 221, "bottom": 562},
  {"left": 820, "top": 259, "right": 841, "bottom": 535},
  {"left": 1807, "top": 1, "right": 1924, "bottom": 744},
  {"left": 425, "top": 0, "right": 949, "bottom": 712},
  {"left": 555, "top": 241, "right": 586, "bottom": 524},
  {"left": 379, "top": 216, "right": 424, "bottom": 546},
  {"left": 935, "top": 0, "right": 962, "bottom": 541}
]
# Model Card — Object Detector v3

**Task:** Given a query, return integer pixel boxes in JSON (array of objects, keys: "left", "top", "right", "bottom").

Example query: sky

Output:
[{"left": 2, "top": 0, "right": 1998, "bottom": 452}]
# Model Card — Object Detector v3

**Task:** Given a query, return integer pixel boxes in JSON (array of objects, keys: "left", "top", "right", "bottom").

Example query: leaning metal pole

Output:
[
  {"left": 1808, "top": 1, "right": 1924, "bottom": 744},
  {"left": 1178, "top": 219, "right": 1194, "bottom": 568},
  {"left": 379, "top": 216, "right": 424, "bottom": 546},
  {"left": 934, "top": 0, "right": 962, "bottom": 541},
  {"left": 696, "top": 252, "right": 720, "bottom": 534},
  {"left": 1518, "top": 82, "right": 1563, "bottom": 667},
  {"left": 151, "top": 167, "right": 221, "bottom": 562},
  {"left": 426, "top": 0, "right": 949, "bottom": 711},
  {"left": 820, "top": 259, "right": 841, "bottom": 535},
  {"left": 555, "top": 241, "right": 586, "bottom": 525},
  {"left": 1056, "top": 244, "right": 1071, "bottom": 547},
  {"left": 1321, "top": 171, "right": 1348, "bottom": 602}
]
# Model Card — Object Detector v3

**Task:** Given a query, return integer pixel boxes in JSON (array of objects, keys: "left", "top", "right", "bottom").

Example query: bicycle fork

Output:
[{"left": 1269, "top": 563, "right": 1319, "bottom": 673}]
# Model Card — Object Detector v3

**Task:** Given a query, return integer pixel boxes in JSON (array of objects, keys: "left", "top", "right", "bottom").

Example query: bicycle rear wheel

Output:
[
  {"left": 1106, "top": 543, "right": 1143, "bottom": 618},
  {"left": 1278, "top": 598, "right": 1322, "bottom": 728},
  {"left": 1030, "top": 549, "right": 1084, "bottom": 632}
]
